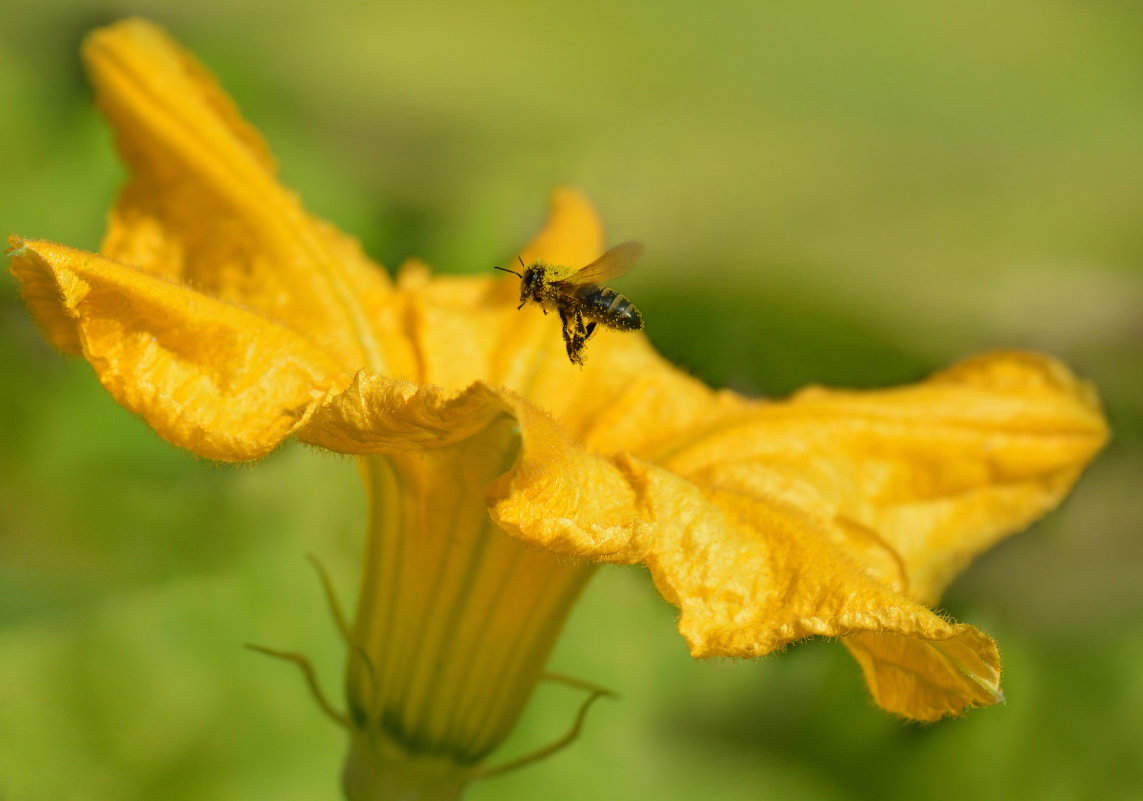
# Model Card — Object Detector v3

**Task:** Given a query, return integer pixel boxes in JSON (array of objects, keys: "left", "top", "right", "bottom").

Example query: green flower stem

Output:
[{"left": 342, "top": 732, "right": 472, "bottom": 801}]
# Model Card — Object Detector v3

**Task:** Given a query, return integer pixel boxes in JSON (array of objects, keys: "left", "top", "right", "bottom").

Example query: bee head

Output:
[
  {"left": 521, "top": 264, "right": 547, "bottom": 302},
  {"left": 493, "top": 257, "right": 547, "bottom": 309}
]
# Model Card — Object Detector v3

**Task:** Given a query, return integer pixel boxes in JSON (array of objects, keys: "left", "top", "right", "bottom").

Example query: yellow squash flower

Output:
[{"left": 7, "top": 18, "right": 1108, "bottom": 801}]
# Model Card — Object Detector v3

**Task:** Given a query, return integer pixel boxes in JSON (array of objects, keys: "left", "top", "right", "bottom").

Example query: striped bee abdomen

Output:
[{"left": 575, "top": 285, "right": 644, "bottom": 330}]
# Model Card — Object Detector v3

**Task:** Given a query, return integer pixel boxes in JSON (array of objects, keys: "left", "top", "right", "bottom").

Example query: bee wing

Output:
[{"left": 563, "top": 241, "right": 643, "bottom": 285}]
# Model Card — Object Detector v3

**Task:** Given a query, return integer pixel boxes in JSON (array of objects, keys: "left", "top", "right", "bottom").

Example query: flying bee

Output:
[{"left": 495, "top": 241, "right": 644, "bottom": 366}]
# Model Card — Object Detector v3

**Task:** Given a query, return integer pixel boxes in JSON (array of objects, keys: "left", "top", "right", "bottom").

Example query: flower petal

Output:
[
  {"left": 488, "top": 400, "right": 650, "bottom": 561},
  {"left": 844, "top": 630, "right": 1003, "bottom": 722},
  {"left": 397, "top": 264, "right": 541, "bottom": 391},
  {"left": 82, "top": 19, "right": 412, "bottom": 375},
  {"left": 656, "top": 351, "right": 1109, "bottom": 603},
  {"left": 291, "top": 365, "right": 650, "bottom": 559},
  {"left": 489, "top": 426, "right": 1005, "bottom": 719},
  {"left": 296, "top": 373, "right": 516, "bottom": 454},
  {"left": 8, "top": 238, "right": 344, "bottom": 461}
]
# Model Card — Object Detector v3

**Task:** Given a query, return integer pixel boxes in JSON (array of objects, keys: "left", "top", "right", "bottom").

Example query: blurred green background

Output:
[{"left": 2, "top": 1, "right": 1141, "bottom": 799}]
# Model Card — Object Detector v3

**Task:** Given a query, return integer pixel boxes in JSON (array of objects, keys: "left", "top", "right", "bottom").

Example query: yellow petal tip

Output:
[
  {"left": 5, "top": 234, "right": 27, "bottom": 255},
  {"left": 519, "top": 186, "right": 606, "bottom": 269}
]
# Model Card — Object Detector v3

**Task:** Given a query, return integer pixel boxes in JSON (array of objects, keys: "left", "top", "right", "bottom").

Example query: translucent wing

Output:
[{"left": 562, "top": 241, "right": 643, "bottom": 285}]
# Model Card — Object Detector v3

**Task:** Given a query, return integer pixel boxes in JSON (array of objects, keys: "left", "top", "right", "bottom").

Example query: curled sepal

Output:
[
  {"left": 7, "top": 237, "right": 344, "bottom": 461},
  {"left": 474, "top": 677, "right": 614, "bottom": 780},
  {"left": 245, "top": 643, "right": 350, "bottom": 729}
]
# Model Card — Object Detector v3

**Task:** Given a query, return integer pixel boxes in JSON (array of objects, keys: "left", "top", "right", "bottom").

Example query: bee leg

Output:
[
  {"left": 584, "top": 321, "right": 597, "bottom": 340},
  {"left": 570, "top": 309, "right": 591, "bottom": 365},
  {"left": 557, "top": 306, "right": 581, "bottom": 364},
  {"left": 559, "top": 306, "right": 592, "bottom": 365}
]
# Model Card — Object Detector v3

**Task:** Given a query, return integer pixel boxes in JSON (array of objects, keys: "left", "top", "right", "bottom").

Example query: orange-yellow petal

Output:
[
  {"left": 488, "top": 399, "right": 649, "bottom": 561},
  {"left": 294, "top": 365, "right": 657, "bottom": 565},
  {"left": 396, "top": 264, "right": 539, "bottom": 391},
  {"left": 82, "top": 18, "right": 412, "bottom": 376},
  {"left": 489, "top": 425, "right": 1005, "bottom": 719},
  {"left": 285, "top": 363, "right": 646, "bottom": 558},
  {"left": 8, "top": 238, "right": 344, "bottom": 461},
  {"left": 657, "top": 351, "right": 1109, "bottom": 603},
  {"left": 844, "top": 630, "right": 1003, "bottom": 722},
  {"left": 297, "top": 375, "right": 515, "bottom": 454}
]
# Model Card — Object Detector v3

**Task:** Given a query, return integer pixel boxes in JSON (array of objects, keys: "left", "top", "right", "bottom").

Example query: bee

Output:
[{"left": 495, "top": 241, "right": 644, "bottom": 366}]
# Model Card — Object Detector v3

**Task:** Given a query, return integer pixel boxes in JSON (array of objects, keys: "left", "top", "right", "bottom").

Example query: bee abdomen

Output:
[{"left": 575, "top": 285, "right": 644, "bottom": 330}]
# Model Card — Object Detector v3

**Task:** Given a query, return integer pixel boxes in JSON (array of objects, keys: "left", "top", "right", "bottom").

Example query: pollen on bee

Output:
[{"left": 494, "top": 241, "right": 645, "bottom": 365}]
